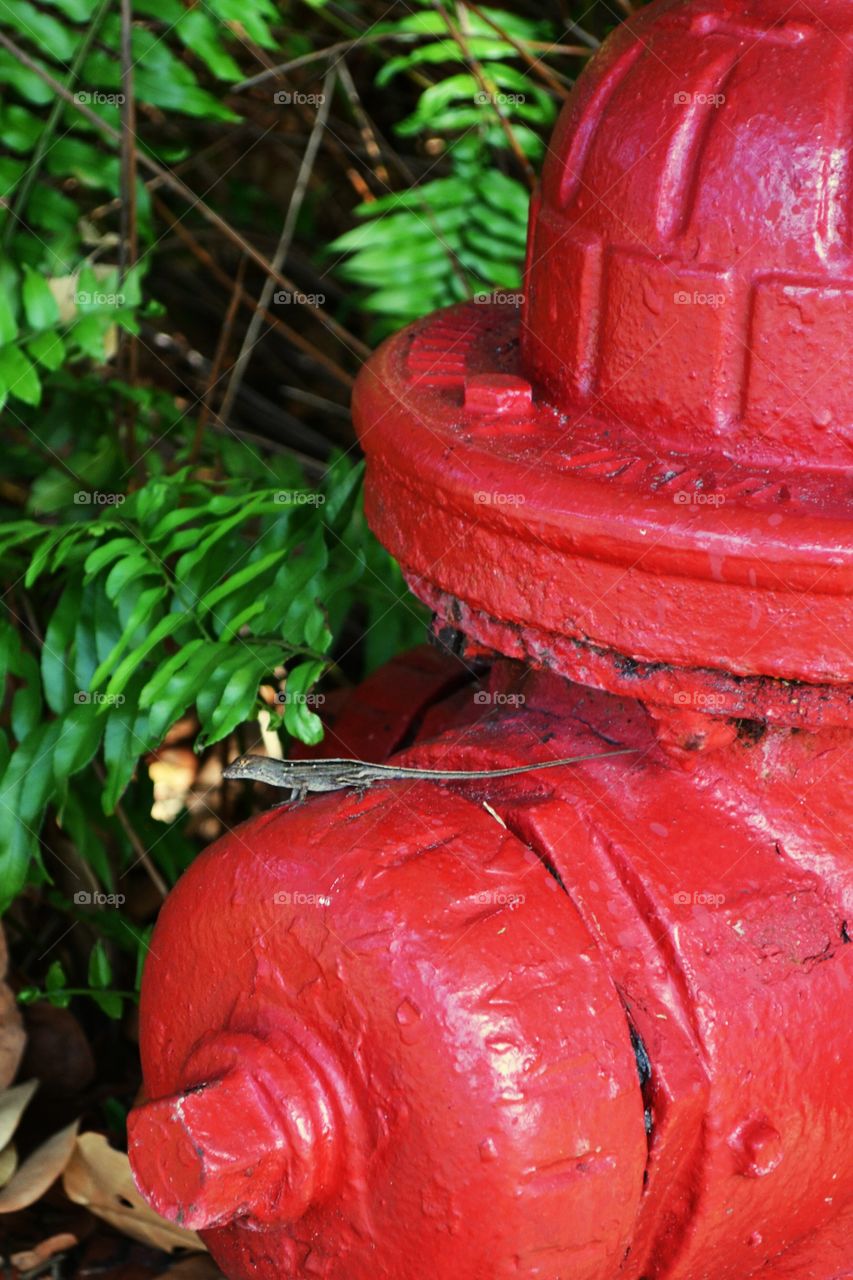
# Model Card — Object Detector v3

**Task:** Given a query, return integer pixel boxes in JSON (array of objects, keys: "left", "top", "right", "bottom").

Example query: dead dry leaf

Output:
[
  {"left": 0, "top": 928, "right": 26, "bottom": 1090},
  {"left": 0, "top": 1140, "right": 17, "bottom": 1187},
  {"left": 10, "top": 1231, "right": 78, "bottom": 1270},
  {"left": 0, "top": 1118, "right": 79, "bottom": 1212},
  {"left": 149, "top": 749, "right": 198, "bottom": 822},
  {"left": 63, "top": 1133, "right": 205, "bottom": 1254},
  {"left": 0, "top": 1078, "right": 38, "bottom": 1150}
]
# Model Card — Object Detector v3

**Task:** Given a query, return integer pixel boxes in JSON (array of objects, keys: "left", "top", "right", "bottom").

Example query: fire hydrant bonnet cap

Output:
[{"left": 351, "top": 0, "right": 853, "bottom": 722}]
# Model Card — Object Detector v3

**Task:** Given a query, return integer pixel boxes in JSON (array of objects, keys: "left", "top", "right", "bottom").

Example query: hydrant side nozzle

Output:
[{"left": 128, "top": 1032, "right": 343, "bottom": 1231}]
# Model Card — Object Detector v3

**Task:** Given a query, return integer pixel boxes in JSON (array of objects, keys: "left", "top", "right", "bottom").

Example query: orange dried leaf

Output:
[
  {"left": 0, "top": 1119, "right": 79, "bottom": 1212},
  {"left": 0, "top": 1079, "right": 38, "bottom": 1150},
  {"left": 63, "top": 1133, "right": 205, "bottom": 1253}
]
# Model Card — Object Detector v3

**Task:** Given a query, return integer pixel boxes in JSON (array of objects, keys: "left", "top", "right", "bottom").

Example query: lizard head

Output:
[{"left": 222, "top": 753, "right": 266, "bottom": 781}]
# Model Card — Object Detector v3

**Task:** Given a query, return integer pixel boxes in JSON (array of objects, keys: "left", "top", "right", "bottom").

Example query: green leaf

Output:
[
  {"left": 101, "top": 689, "right": 150, "bottom": 813},
  {"left": 202, "top": 645, "right": 285, "bottom": 746},
  {"left": 138, "top": 636, "right": 206, "bottom": 711},
  {"left": 84, "top": 536, "right": 141, "bottom": 581},
  {"left": 104, "top": 610, "right": 189, "bottom": 701},
  {"left": 71, "top": 312, "right": 110, "bottom": 361},
  {"left": 42, "top": 586, "right": 81, "bottom": 713},
  {"left": 92, "top": 989, "right": 123, "bottom": 1018},
  {"left": 1, "top": 0, "right": 78, "bottom": 59},
  {"left": 26, "top": 328, "right": 65, "bottom": 370},
  {"left": 0, "top": 618, "right": 21, "bottom": 694},
  {"left": 0, "top": 285, "right": 17, "bottom": 346},
  {"left": 104, "top": 553, "right": 159, "bottom": 604},
  {"left": 0, "top": 343, "right": 41, "bottom": 405},
  {"left": 200, "top": 548, "right": 284, "bottom": 618},
  {"left": 23, "top": 528, "right": 66, "bottom": 588},
  {"left": 173, "top": 9, "right": 241, "bottom": 79},
  {"left": 11, "top": 648, "right": 43, "bottom": 740},
  {"left": 134, "top": 925, "right": 153, "bottom": 989},
  {"left": 89, "top": 584, "right": 166, "bottom": 690},
  {"left": 60, "top": 788, "right": 113, "bottom": 888},
  {"left": 88, "top": 939, "right": 112, "bottom": 989},
  {"left": 0, "top": 720, "right": 62, "bottom": 911},
  {"left": 281, "top": 660, "right": 326, "bottom": 745},
  {"left": 53, "top": 704, "right": 104, "bottom": 781},
  {"left": 44, "top": 960, "right": 71, "bottom": 1007},
  {"left": 22, "top": 266, "right": 60, "bottom": 329}
]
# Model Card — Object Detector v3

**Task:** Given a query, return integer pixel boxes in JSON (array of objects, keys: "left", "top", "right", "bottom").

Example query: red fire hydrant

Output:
[{"left": 128, "top": 0, "right": 853, "bottom": 1276}]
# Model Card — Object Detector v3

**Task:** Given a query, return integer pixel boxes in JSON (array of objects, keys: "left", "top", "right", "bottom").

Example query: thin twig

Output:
[
  {"left": 432, "top": 0, "right": 536, "bottom": 189},
  {"left": 152, "top": 196, "right": 354, "bottom": 387},
  {"left": 564, "top": 20, "right": 600, "bottom": 50},
  {"left": 461, "top": 0, "right": 573, "bottom": 97},
  {"left": 93, "top": 762, "right": 169, "bottom": 899},
  {"left": 337, "top": 59, "right": 390, "bottom": 185},
  {"left": 115, "top": 801, "right": 169, "bottom": 898},
  {"left": 0, "top": 29, "right": 370, "bottom": 360},
  {"left": 218, "top": 67, "right": 337, "bottom": 427},
  {"left": 233, "top": 34, "right": 394, "bottom": 90}
]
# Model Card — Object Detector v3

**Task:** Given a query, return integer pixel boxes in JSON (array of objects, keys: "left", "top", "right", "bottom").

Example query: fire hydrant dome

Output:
[
  {"left": 524, "top": 0, "right": 853, "bottom": 468},
  {"left": 352, "top": 0, "right": 853, "bottom": 726}
]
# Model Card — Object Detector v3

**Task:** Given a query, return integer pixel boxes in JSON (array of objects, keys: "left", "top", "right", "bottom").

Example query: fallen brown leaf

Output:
[
  {"left": 63, "top": 1133, "right": 205, "bottom": 1254},
  {"left": 149, "top": 749, "right": 198, "bottom": 822},
  {"left": 0, "top": 1078, "right": 38, "bottom": 1150},
  {"left": 10, "top": 1231, "right": 78, "bottom": 1270},
  {"left": 0, "top": 1139, "right": 17, "bottom": 1187},
  {"left": 0, "top": 926, "right": 26, "bottom": 1090},
  {"left": 0, "top": 1118, "right": 79, "bottom": 1212}
]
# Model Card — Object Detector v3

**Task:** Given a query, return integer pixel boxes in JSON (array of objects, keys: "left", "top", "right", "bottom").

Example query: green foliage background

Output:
[{"left": 0, "top": 0, "right": 602, "bottom": 1017}]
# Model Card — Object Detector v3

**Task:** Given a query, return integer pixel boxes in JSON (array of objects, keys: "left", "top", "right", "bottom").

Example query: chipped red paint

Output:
[{"left": 129, "top": 1, "right": 853, "bottom": 1276}]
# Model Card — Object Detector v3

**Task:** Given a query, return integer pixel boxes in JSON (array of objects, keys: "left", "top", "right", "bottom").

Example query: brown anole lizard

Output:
[{"left": 223, "top": 749, "right": 634, "bottom": 803}]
